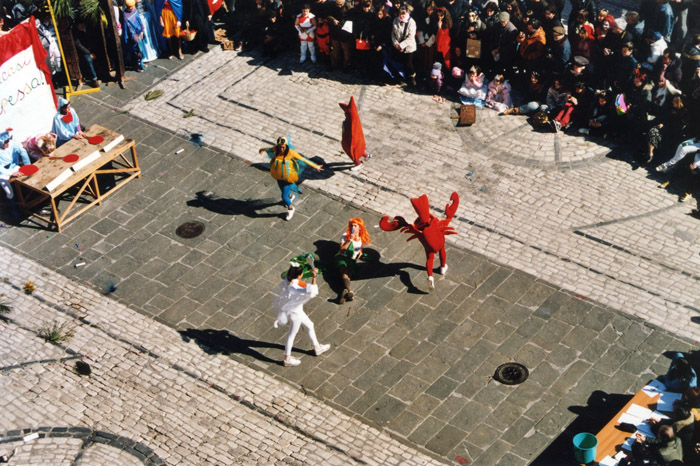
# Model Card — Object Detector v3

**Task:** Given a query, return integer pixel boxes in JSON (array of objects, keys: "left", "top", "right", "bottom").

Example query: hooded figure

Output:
[{"left": 51, "top": 97, "right": 84, "bottom": 147}]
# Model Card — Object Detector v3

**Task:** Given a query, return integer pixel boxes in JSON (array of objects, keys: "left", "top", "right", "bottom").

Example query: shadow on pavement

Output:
[
  {"left": 180, "top": 328, "right": 312, "bottom": 365},
  {"left": 187, "top": 191, "right": 283, "bottom": 218},
  {"left": 531, "top": 390, "right": 632, "bottom": 465}
]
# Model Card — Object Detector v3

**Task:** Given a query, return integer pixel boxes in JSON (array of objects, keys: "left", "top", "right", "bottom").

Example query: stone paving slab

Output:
[
  {"left": 118, "top": 47, "right": 700, "bottom": 344},
  {"left": 0, "top": 246, "right": 443, "bottom": 465},
  {"left": 0, "top": 83, "right": 696, "bottom": 464}
]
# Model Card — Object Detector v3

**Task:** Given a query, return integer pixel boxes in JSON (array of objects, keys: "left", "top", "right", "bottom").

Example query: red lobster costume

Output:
[{"left": 380, "top": 192, "right": 459, "bottom": 288}]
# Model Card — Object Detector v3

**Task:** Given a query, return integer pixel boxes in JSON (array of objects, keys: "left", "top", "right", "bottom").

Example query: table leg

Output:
[
  {"left": 132, "top": 146, "right": 141, "bottom": 178},
  {"left": 50, "top": 197, "right": 61, "bottom": 233}
]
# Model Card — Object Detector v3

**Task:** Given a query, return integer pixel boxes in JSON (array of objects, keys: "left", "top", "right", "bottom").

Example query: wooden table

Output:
[
  {"left": 594, "top": 389, "right": 660, "bottom": 463},
  {"left": 12, "top": 125, "right": 140, "bottom": 232}
]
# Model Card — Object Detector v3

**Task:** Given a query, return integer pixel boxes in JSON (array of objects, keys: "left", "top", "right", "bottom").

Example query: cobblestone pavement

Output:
[
  {"left": 120, "top": 47, "right": 700, "bottom": 342},
  {"left": 1, "top": 31, "right": 699, "bottom": 465},
  {"left": 0, "top": 247, "right": 442, "bottom": 465}
]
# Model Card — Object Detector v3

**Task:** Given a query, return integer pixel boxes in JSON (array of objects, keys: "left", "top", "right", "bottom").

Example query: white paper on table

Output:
[
  {"left": 642, "top": 379, "right": 666, "bottom": 396},
  {"left": 627, "top": 404, "right": 653, "bottom": 419},
  {"left": 618, "top": 412, "right": 644, "bottom": 425},
  {"left": 614, "top": 450, "right": 627, "bottom": 460},
  {"left": 341, "top": 20, "right": 353, "bottom": 33},
  {"left": 45, "top": 168, "right": 73, "bottom": 192},
  {"left": 71, "top": 151, "right": 101, "bottom": 172},
  {"left": 599, "top": 455, "right": 619, "bottom": 466},
  {"left": 658, "top": 391, "right": 683, "bottom": 409},
  {"left": 101, "top": 134, "right": 124, "bottom": 153},
  {"left": 651, "top": 411, "right": 670, "bottom": 421}
]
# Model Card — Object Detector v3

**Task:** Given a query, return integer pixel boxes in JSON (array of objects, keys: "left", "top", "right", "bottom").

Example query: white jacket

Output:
[{"left": 272, "top": 279, "right": 318, "bottom": 326}]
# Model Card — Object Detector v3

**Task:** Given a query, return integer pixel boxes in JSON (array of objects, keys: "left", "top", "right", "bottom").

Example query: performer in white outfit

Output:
[{"left": 273, "top": 262, "right": 330, "bottom": 366}]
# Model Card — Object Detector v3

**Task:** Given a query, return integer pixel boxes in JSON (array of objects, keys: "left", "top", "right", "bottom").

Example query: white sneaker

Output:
[
  {"left": 428, "top": 276, "right": 435, "bottom": 289},
  {"left": 364, "top": 152, "right": 373, "bottom": 160},
  {"left": 350, "top": 162, "right": 364, "bottom": 171},
  {"left": 284, "top": 356, "right": 301, "bottom": 366},
  {"left": 285, "top": 207, "right": 295, "bottom": 221},
  {"left": 578, "top": 128, "right": 590, "bottom": 135},
  {"left": 656, "top": 163, "right": 669, "bottom": 173},
  {"left": 439, "top": 264, "right": 448, "bottom": 275},
  {"left": 289, "top": 193, "right": 296, "bottom": 203},
  {"left": 314, "top": 343, "right": 330, "bottom": 356}
]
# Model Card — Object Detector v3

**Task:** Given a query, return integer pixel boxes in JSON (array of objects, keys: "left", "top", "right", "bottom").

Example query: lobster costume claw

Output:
[
  {"left": 445, "top": 192, "right": 459, "bottom": 220},
  {"left": 380, "top": 215, "right": 408, "bottom": 231}
]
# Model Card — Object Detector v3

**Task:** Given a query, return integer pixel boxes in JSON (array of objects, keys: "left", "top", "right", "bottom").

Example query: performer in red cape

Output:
[
  {"left": 339, "top": 96, "right": 372, "bottom": 172},
  {"left": 380, "top": 192, "right": 459, "bottom": 289}
]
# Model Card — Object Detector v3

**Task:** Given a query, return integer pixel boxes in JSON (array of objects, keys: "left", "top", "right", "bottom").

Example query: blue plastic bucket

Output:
[{"left": 572, "top": 432, "right": 598, "bottom": 464}]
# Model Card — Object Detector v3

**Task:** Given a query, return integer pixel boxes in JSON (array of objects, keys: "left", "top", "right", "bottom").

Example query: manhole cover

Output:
[
  {"left": 494, "top": 362, "right": 529, "bottom": 385},
  {"left": 176, "top": 221, "right": 205, "bottom": 239}
]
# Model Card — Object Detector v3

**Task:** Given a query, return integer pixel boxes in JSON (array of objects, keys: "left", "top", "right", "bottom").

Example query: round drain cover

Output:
[
  {"left": 176, "top": 221, "right": 205, "bottom": 239},
  {"left": 494, "top": 362, "right": 529, "bottom": 385}
]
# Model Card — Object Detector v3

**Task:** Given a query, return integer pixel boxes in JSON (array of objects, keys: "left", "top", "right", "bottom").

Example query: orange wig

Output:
[{"left": 346, "top": 217, "right": 370, "bottom": 244}]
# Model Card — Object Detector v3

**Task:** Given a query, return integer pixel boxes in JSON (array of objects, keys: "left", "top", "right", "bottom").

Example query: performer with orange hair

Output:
[{"left": 334, "top": 217, "right": 370, "bottom": 303}]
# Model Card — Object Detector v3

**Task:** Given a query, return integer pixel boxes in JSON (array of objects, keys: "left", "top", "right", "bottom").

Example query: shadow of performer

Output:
[
  {"left": 313, "top": 240, "right": 427, "bottom": 304},
  {"left": 179, "top": 328, "right": 314, "bottom": 365},
  {"left": 187, "top": 191, "right": 284, "bottom": 218}
]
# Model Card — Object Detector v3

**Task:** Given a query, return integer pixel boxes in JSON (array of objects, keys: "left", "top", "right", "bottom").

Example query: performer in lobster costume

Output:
[
  {"left": 380, "top": 192, "right": 459, "bottom": 289},
  {"left": 339, "top": 96, "right": 372, "bottom": 171}
]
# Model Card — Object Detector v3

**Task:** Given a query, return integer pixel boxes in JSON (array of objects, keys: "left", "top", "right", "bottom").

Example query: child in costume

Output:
[
  {"left": 272, "top": 262, "right": 330, "bottom": 366},
  {"left": 260, "top": 136, "right": 322, "bottom": 221},
  {"left": 295, "top": 4, "right": 317, "bottom": 63},
  {"left": 51, "top": 97, "right": 85, "bottom": 147},
  {"left": 22, "top": 133, "right": 56, "bottom": 161},
  {"left": 334, "top": 217, "right": 370, "bottom": 304}
]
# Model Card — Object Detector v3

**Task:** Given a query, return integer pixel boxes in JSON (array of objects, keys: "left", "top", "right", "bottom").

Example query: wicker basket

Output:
[{"left": 181, "top": 29, "right": 197, "bottom": 41}]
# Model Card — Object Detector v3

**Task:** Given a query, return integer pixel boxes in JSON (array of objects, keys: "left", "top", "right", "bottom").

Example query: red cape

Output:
[{"left": 339, "top": 96, "right": 366, "bottom": 165}]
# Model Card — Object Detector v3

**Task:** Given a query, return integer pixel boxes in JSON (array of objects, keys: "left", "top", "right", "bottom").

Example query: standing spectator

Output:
[
  {"left": 624, "top": 11, "right": 645, "bottom": 48},
  {"left": 36, "top": 13, "right": 62, "bottom": 82},
  {"left": 489, "top": 11, "right": 518, "bottom": 76},
  {"left": 646, "top": 0, "right": 674, "bottom": 43},
  {"left": 123, "top": 0, "right": 146, "bottom": 71},
  {"left": 644, "top": 30, "right": 668, "bottom": 66},
  {"left": 296, "top": 3, "right": 317, "bottom": 62},
  {"left": 568, "top": 0, "right": 597, "bottom": 26},
  {"left": 434, "top": 7, "right": 452, "bottom": 68},
  {"left": 541, "top": 4, "right": 562, "bottom": 46},
  {"left": 272, "top": 263, "right": 330, "bottom": 367},
  {"left": 608, "top": 41, "right": 638, "bottom": 91},
  {"left": 159, "top": 0, "right": 184, "bottom": 59},
  {"left": 391, "top": 5, "right": 417, "bottom": 86},
  {"left": 516, "top": 17, "right": 547, "bottom": 73},
  {"left": 546, "top": 25, "right": 570, "bottom": 74},
  {"left": 370, "top": 4, "right": 394, "bottom": 80},
  {"left": 327, "top": 0, "right": 354, "bottom": 71},
  {"left": 183, "top": 0, "right": 212, "bottom": 53},
  {"left": 351, "top": 0, "right": 374, "bottom": 76},
  {"left": 415, "top": 1, "right": 437, "bottom": 82},
  {"left": 670, "top": 0, "right": 688, "bottom": 48}
]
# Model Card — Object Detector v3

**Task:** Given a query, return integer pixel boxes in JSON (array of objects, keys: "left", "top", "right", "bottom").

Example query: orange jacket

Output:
[{"left": 518, "top": 27, "right": 546, "bottom": 61}]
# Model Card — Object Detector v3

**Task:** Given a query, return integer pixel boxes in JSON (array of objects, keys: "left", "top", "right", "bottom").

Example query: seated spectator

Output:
[
  {"left": 52, "top": 97, "right": 86, "bottom": 147},
  {"left": 646, "top": 95, "right": 687, "bottom": 165},
  {"left": 503, "top": 69, "right": 548, "bottom": 115},
  {"left": 653, "top": 48, "right": 683, "bottom": 90},
  {"left": 485, "top": 73, "right": 512, "bottom": 112},
  {"left": 635, "top": 425, "right": 684, "bottom": 464},
  {"left": 546, "top": 74, "right": 570, "bottom": 114},
  {"left": 458, "top": 64, "right": 488, "bottom": 106},
  {"left": 619, "top": 441, "right": 664, "bottom": 466},
  {"left": 72, "top": 20, "right": 101, "bottom": 87},
  {"left": 0, "top": 130, "right": 31, "bottom": 179},
  {"left": 551, "top": 81, "right": 593, "bottom": 131},
  {"left": 564, "top": 55, "right": 594, "bottom": 89},
  {"left": 659, "top": 352, "right": 699, "bottom": 392},
  {"left": 578, "top": 89, "right": 613, "bottom": 136}
]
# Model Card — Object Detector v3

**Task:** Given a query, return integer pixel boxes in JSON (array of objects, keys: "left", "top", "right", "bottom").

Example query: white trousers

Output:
[
  {"left": 666, "top": 139, "right": 700, "bottom": 168},
  {"left": 285, "top": 310, "right": 319, "bottom": 356},
  {"left": 300, "top": 41, "right": 316, "bottom": 61}
]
